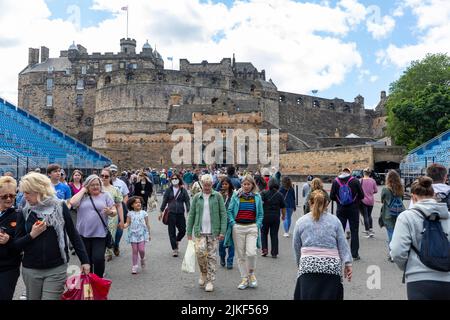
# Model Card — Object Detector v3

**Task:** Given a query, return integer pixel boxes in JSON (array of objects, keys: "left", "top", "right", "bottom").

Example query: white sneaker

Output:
[
  {"left": 205, "top": 282, "right": 214, "bottom": 292},
  {"left": 249, "top": 274, "right": 258, "bottom": 288},
  {"left": 238, "top": 277, "right": 249, "bottom": 290}
]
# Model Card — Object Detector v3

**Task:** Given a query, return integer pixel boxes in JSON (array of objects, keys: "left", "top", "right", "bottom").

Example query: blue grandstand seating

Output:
[
  {"left": 0, "top": 97, "right": 111, "bottom": 173},
  {"left": 400, "top": 129, "right": 450, "bottom": 178}
]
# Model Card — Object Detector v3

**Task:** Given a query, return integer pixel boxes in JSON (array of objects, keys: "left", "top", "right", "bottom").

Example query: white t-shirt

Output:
[
  {"left": 201, "top": 193, "right": 211, "bottom": 234},
  {"left": 113, "top": 178, "right": 129, "bottom": 197}
]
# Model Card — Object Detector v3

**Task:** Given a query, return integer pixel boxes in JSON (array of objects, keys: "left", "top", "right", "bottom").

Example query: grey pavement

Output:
[{"left": 13, "top": 183, "right": 408, "bottom": 300}]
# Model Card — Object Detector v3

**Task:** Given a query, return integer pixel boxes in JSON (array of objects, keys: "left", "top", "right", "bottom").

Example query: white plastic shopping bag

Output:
[{"left": 181, "top": 240, "right": 196, "bottom": 273}]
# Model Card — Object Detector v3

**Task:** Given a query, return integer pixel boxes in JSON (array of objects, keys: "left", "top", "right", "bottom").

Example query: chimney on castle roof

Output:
[
  {"left": 380, "top": 91, "right": 386, "bottom": 100},
  {"left": 40, "top": 46, "right": 49, "bottom": 63},
  {"left": 28, "top": 48, "right": 39, "bottom": 66}
]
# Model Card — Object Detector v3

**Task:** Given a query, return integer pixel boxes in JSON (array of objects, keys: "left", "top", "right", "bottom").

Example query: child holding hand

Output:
[{"left": 124, "top": 196, "right": 150, "bottom": 274}]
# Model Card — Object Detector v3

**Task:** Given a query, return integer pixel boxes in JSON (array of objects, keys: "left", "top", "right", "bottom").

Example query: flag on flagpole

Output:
[
  {"left": 121, "top": 6, "right": 128, "bottom": 11},
  {"left": 167, "top": 57, "right": 173, "bottom": 61}
]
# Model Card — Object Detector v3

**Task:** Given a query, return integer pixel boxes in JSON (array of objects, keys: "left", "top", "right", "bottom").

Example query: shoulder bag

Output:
[
  {"left": 89, "top": 196, "right": 114, "bottom": 249},
  {"left": 162, "top": 188, "right": 181, "bottom": 225}
]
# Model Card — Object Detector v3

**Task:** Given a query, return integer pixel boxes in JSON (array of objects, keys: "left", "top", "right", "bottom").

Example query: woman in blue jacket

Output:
[{"left": 224, "top": 175, "right": 263, "bottom": 290}]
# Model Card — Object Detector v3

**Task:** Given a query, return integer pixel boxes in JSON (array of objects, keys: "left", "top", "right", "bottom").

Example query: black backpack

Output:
[
  {"left": 435, "top": 191, "right": 450, "bottom": 211},
  {"left": 411, "top": 208, "right": 450, "bottom": 272}
]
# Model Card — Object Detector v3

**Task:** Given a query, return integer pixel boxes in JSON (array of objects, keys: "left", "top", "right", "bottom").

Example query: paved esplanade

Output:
[{"left": 13, "top": 183, "right": 407, "bottom": 300}]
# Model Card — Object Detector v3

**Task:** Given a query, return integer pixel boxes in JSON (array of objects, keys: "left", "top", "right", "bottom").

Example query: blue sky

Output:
[{"left": 1, "top": 0, "right": 448, "bottom": 109}]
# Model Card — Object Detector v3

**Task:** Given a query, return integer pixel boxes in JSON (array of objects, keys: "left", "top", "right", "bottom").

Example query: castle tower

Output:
[
  {"left": 68, "top": 41, "right": 79, "bottom": 61},
  {"left": 120, "top": 38, "right": 136, "bottom": 54}
]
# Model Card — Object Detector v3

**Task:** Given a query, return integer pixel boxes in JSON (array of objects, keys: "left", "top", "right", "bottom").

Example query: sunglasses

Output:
[
  {"left": 101, "top": 175, "right": 110, "bottom": 178},
  {"left": 0, "top": 194, "right": 16, "bottom": 200}
]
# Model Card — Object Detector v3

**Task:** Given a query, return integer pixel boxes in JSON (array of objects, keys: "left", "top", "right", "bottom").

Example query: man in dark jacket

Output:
[{"left": 330, "top": 167, "right": 364, "bottom": 260}]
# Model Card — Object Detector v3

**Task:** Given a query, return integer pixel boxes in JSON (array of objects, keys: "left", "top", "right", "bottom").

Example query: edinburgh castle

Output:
[{"left": 18, "top": 38, "right": 402, "bottom": 174}]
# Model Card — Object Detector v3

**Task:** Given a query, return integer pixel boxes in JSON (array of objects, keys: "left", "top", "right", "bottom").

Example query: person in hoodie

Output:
[
  {"left": 330, "top": 168, "right": 364, "bottom": 260},
  {"left": 0, "top": 176, "right": 22, "bottom": 300},
  {"left": 390, "top": 176, "right": 450, "bottom": 300}
]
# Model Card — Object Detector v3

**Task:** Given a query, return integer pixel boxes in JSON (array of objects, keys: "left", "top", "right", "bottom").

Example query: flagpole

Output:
[{"left": 126, "top": 6, "right": 129, "bottom": 38}]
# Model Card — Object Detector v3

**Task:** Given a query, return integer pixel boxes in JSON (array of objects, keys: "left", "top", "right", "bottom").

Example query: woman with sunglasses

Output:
[
  {"left": 99, "top": 169, "right": 123, "bottom": 262},
  {"left": 0, "top": 176, "right": 22, "bottom": 300},
  {"left": 159, "top": 173, "right": 190, "bottom": 257}
]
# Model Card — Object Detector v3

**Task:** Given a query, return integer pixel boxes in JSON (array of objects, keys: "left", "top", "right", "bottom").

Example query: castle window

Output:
[
  {"left": 47, "top": 66, "right": 54, "bottom": 74},
  {"left": 119, "top": 62, "right": 125, "bottom": 69},
  {"left": 76, "top": 79, "right": 84, "bottom": 90},
  {"left": 296, "top": 97, "right": 302, "bottom": 105},
  {"left": 46, "top": 78, "right": 53, "bottom": 91},
  {"left": 46, "top": 95, "right": 53, "bottom": 107},
  {"left": 76, "top": 94, "right": 83, "bottom": 107},
  {"left": 127, "top": 73, "right": 134, "bottom": 81},
  {"left": 279, "top": 95, "right": 286, "bottom": 102},
  {"left": 250, "top": 85, "right": 255, "bottom": 92},
  {"left": 104, "top": 76, "right": 111, "bottom": 85},
  {"left": 105, "top": 64, "right": 113, "bottom": 73},
  {"left": 81, "top": 65, "right": 87, "bottom": 75},
  {"left": 313, "top": 100, "right": 320, "bottom": 108},
  {"left": 328, "top": 103, "right": 335, "bottom": 110},
  {"left": 344, "top": 105, "right": 351, "bottom": 113}
]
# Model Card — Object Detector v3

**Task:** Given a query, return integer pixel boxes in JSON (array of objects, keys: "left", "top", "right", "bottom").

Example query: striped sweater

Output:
[
  {"left": 235, "top": 195, "right": 256, "bottom": 224},
  {"left": 293, "top": 212, "right": 352, "bottom": 278}
]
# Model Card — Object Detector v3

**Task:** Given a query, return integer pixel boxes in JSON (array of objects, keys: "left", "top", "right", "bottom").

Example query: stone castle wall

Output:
[{"left": 280, "top": 145, "right": 374, "bottom": 176}]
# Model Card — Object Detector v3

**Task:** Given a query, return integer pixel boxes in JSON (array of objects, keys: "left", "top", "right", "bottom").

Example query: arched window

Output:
[
  {"left": 328, "top": 103, "right": 335, "bottom": 110},
  {"left": 313, "top": 100, "right": 320, "bottom": 108},
  {"left": 296, "top": 97, "right": 302, "bottom": 105},
  {"left": 279, "top": 95, "right": 286, "bottom": 103},
  {"left": 104, "top": 76, "right": 111, "bottom": 85}
]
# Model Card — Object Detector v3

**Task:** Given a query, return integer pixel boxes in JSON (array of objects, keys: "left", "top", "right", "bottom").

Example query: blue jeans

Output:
[
  {"left": 386, "top": 227, "right": 394, "bottom": 250},
  {"left": 219, "top": 240, "right": 234, "bottom": 266},
  {"left": 283, "top": 208, "right": 294, "bottom": 233}
]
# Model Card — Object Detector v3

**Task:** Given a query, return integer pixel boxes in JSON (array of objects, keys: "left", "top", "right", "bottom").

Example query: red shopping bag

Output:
[{"left": 62, "top": 273, "right": 112, "bottom": 300}]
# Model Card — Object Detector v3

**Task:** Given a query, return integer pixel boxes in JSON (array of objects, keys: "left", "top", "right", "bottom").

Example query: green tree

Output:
[{"left": 386, "top": 53, "right": 450, "bottom": 150}]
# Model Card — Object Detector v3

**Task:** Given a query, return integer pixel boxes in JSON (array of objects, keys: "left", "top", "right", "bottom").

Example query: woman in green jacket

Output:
[
  {"left": 224, "top": 174, "right": 264, "bottom": 290},
  {"left": 187, "top": 174, "right": 227, "bottom": 293}
]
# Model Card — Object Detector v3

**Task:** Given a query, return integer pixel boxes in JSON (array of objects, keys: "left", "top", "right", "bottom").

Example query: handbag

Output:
[
  {"left": 89, "top": 196, "right": 114, "bottom": 249},
  {"left": 162, "top": 188, "right": 181, "bottom": 225},
  {"left": 62, "top": 273, "right": 112, "bottom": 300}
]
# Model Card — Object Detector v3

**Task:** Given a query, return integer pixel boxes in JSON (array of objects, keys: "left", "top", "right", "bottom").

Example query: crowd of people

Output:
[{"left": 0, "top": 162, "right": 449, "bottom": 300}]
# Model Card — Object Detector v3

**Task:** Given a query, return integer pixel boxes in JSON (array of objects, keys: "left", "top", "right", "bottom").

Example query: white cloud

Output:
[
  {"left": 0, "top": 0, "right": 371, "bottom": 103},
  {"left": 369, "top": 75, "right": 379, "bottom": 82},
  {"left": 366, "top": 14, "right": 396, "bottom": 40},
  {"left": 377, "top": 0, "right": 450, "bottom": 68}
]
